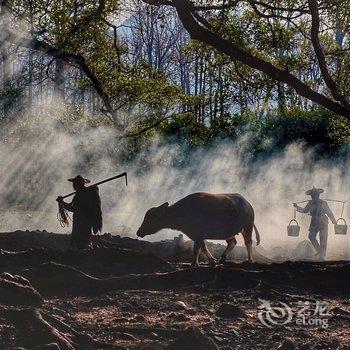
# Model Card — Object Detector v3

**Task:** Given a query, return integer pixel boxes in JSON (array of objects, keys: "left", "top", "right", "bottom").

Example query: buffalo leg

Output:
[
  {"left": 242, "top": 226, "right": 254, "bottom": 263},
  {"left": 191, "top": 241, "right": 202, "bottom": 267},
  {"left": 219, "top": 237, "right": 237, "bottom": 264},
  {"left": 201, "top": 241, "right": 217, "bottom": 266}
]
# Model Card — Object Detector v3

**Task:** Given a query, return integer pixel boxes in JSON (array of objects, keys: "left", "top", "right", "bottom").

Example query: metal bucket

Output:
[
  {"left": 335, "top": 218, "right": 348, "bottom": 235},
  {"left": 287, "top": 219, "right": 300, "bottom": 237}
]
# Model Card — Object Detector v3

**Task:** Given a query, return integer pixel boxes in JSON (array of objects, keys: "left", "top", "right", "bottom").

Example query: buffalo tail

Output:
[{"left": 254, "top": 224, "right": 261, "bottom": 245}]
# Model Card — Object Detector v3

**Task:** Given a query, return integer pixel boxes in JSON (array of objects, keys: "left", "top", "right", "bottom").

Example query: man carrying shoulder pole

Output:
[{"left": 293, "top": 187, "right": 336, "bottom": 261}]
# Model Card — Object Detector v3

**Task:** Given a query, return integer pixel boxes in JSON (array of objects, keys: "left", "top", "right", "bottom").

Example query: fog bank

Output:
[{"left": 0, "top": 106, "right": 349, "bottom": 260}]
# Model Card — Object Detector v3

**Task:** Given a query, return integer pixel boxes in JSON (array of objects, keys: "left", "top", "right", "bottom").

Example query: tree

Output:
[
  {"left": 0, "top": 0, "right": 188, "bottom": 128},
  {"left": 141, "top": 0, "right": 350, "bottom": 119}
]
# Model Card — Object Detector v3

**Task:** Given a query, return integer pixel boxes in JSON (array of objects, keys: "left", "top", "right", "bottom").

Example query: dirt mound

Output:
[
  {"left": 0, "top": 230, "right": 69, "bottom": 251},
  {"left": 14, "top": 259, "right": 350, "bottom": 298},
  {"left": 167, "top": 326, "right": 218, "bottom": 350},
  {"left": 0, "top": 230, "right": 271, "bottom": 264},
  {"left": 0, "top": 307, "right": 112, "bottom": 350},
  {"left": 215, "top": 303, "right": 246, "bottom": 319},
  {"left": 291, "top": 240, "right": 315, "bottom": 260},
  {"left": 0, "top": 272, "right": 43, "bottom": 306},
  {"left": 0, "top": 246, "right": 175, "bottom": 278}
]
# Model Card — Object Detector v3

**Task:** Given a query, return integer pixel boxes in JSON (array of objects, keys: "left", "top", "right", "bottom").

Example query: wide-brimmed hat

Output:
[
  {"left": 305, "top": 187, "right": 324, "bottom": 196},
  {"left": 68, "top": 175, "right": 91, "bottom": 184}
]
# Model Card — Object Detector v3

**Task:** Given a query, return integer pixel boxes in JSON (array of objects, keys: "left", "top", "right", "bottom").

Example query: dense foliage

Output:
[{"left": 0, "top": 0, "right": 350, "bottom": 152}]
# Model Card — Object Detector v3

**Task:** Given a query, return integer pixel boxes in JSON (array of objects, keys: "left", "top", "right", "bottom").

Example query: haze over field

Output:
[
  {"left": 2, "top": 2, "right": 350, "bottom": 349},
  {"left": 0, "top": 105, "right": 349, "bottom": 260}
]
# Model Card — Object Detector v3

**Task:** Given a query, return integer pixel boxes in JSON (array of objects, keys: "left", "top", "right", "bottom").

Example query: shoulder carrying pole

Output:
[
  {"left": 61, "top": 172, "right": 128, "bottom": 199},
  {"left": 292, "top": 198, "right": 346, "bottom": 205}
]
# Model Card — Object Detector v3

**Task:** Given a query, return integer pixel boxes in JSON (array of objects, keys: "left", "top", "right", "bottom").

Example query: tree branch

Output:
[
  {"left": 62, "top": 0, "right": 106, "bottom": 47},
  {"left": 308, "top": 0, "right": 348, "bottom": 106},
  {"left": 0, "top": 0, "right": 124, "bottom": 125},
  {"left": 168, "top": 0, "right": 349, "bottom": 118},
  {"left": 248, "top": 0, "right": 310, "bottom": 14},
  {"left": 2, "top": 27, "right": 121, "bottom": 123},
  {"left": 248, "top": 0, "right": 305, "bottom": 20}
]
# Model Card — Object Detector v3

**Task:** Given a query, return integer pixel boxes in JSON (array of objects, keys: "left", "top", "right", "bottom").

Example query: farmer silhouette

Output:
[
  {"left": 56, "top": 175, "right": 102, "bottom": 249},
  {"left": 294, "top": 187, "right": 336, "bottom": 260}
]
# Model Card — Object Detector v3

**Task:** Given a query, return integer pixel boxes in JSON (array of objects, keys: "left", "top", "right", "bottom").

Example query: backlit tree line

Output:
[{"left": 0, "top": 0, "right": 349, "bottom": 145}]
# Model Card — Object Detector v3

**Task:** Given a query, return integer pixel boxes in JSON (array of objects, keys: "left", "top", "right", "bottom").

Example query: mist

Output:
[{"left": 0, "top": 105, "right": 349, "bottom": 260}]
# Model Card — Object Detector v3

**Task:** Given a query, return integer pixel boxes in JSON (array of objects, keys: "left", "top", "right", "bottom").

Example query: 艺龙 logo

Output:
[
  {"left": 258, "top": 299, "right": 293, "bottom": 327},
  {"left": 257, "top": 299, "right": 330, "bottom": 328}
]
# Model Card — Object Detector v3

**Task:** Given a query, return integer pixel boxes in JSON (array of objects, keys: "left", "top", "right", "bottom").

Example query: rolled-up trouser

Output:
[{"left": 308, "top": 224, "right": 328, "bottom": 260}]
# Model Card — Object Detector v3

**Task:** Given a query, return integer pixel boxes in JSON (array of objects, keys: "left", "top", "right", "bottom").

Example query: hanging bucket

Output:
[
  {"left": 287, "top": 219, "right": 300, "bottom": 237},
  {"left": 335, "top": 218, "right": 348, "bottom": 235}
]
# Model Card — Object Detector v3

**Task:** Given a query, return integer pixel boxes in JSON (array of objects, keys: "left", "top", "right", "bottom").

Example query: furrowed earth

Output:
[{"left": 0, "top": 231, "right": 349, "bottom": 350}]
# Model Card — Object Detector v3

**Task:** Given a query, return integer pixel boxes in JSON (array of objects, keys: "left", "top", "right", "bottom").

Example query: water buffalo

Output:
[{"left": 137, "top": 192, "right": 260, "bottom": 266}]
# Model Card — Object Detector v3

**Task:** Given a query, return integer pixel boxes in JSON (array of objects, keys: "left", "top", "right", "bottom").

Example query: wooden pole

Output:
[
  {"left": 293, "top": 199, "right": 346, "bottom": 205},
  {"left": 61, "top": 172, "right": 127, "bottom": 199}
]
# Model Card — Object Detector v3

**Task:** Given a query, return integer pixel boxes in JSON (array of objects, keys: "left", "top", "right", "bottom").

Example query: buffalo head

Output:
[{"left": 136, "top": 202, "right": 169, "bottom": 238}]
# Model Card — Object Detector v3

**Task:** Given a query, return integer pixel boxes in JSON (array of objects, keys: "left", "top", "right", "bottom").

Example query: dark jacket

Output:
[{"left": 63, "top": 186, "right": 102, "bottom": 244}]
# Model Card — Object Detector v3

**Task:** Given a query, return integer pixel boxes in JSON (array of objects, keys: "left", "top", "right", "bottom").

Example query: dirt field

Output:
[{"left": 0, "top": 231, "right": 349, "bottom": 350}]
